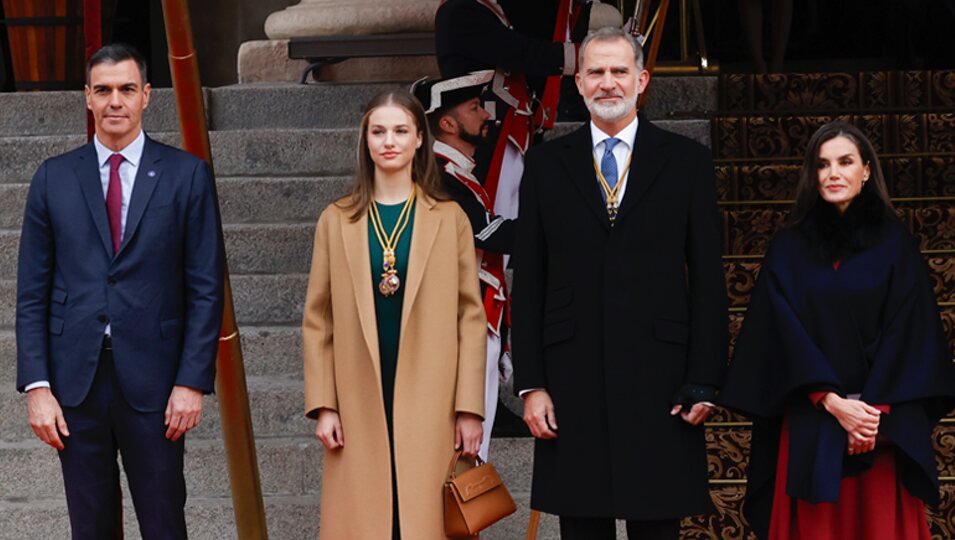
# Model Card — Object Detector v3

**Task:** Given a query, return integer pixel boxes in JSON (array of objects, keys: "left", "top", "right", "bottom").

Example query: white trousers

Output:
[
  {"left": 494, "top": 143, "right": 523, "bottom": 272},
  {"left": 480, "top": 332, "right": 501, "bottom": 460},
  {"left": 482, "top": 141, "right": 521, "bottom": 459}
]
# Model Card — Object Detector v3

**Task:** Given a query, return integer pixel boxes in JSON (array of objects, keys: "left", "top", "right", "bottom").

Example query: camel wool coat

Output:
[{"left": 303, "top": 194, "right": 487, "bottom": 540}]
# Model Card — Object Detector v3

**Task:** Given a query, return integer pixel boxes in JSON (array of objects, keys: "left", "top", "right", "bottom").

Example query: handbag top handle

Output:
[{"left": 446, "top": 450, "right": 486, "bottom": 481}]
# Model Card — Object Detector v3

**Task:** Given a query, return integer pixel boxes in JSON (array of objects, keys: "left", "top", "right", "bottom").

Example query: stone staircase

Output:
[
  {"left": 0, "top": 78, "right": 717, "bottom": 539},
  {"left": 3, "top": 73, "right": 951, "bottom": 539}
]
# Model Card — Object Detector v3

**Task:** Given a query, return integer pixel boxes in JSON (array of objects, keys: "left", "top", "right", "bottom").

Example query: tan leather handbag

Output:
[{"left": 443, "top": 450, "right": 517, "bottom": 538}]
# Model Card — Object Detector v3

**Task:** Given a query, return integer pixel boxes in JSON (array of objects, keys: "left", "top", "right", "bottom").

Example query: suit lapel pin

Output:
[{"left": 147, "top": 170, "right": 156, "bottom": 177}]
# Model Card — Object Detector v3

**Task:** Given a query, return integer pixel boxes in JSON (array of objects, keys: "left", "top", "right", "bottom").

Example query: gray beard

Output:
[{"left": 585, "top": 93, "right": 638, "bottom": 123}]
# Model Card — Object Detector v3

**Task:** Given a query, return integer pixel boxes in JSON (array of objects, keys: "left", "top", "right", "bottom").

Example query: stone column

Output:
[
  {"left": 240, "top": 0, "right": 441, "bottom": 82},
  {"left": 241, "top": 0, "right": 624, "bottom": 83},
  {"left": 264, "top": 0, "right": 438, "bottom": 38}
]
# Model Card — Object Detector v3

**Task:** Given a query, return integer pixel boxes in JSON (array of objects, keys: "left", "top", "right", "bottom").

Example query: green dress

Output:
[
  {"left": 368, "top": 199, "right": 415, "bottom": 540},
  {"left": 368, "top": 200, "right": 415, "bottom": 434}
]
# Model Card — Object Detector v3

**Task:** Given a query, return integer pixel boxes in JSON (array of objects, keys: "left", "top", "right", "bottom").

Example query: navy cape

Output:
[{"left": 719, "top": 219, "right": 955, "bottom": 538}]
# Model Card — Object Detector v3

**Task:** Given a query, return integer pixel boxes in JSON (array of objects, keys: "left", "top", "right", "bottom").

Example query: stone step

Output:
[
  {"left": 0, "top": 176, "right": 349, "bottom": 231},
  {"left": 0, "top": 89, "right": 193, "bottom": 138},
  {"left": 0, "top": 493, "right": 570, "bottom": 540},
  {"left": 0, "top": 224, "right": 314, "bottom": 280},
  {"left": 236, "top": 325, "right": 303, "bottom": 378},
  {"left": 216, "top": 176, "right": 349, "bottom": 225},
  {"left": 210, "top": 78, "right": 716, "bottom": 130},
  {"left": 0, "top": 129, "right": 356, "bottom": 184},
  {"left": 0, "top": 184, "right": 27, "bottom": 229},
  {"left": 0, "top": 325, "right": 302, "bottom": 386},
  {"left": 231, "top": 274, "right": 308, "bottom": 326},
  {"left": 3, "top": 248, "right": 953, "bottom": 340},
  {"left": 0, "top": 274, "right": 308, "bottom": 329},
  {"left": 0, "top": 376, "right": 309, "bottom": 443},
  {"left": 0, "top": 436, "right": 321, "bottom": 501},
  {"left": 0, "top": 119, "right": 711, "bottom": 184},
  {"left": 0, "top": 329, "right": 11, "bottom": 383},
  {"left": 0, "top": 495, "right": 323, "bottom": 540},
  {"left": 223, "top": 224, "right": 314, "bottom": 275},
  {"left": 6, "top": 276, "right": 307, "bottom": 326},
  {"left": 4, "top": 203, "right": 954, "bottom": 283},
  {"left": 0, "top": 437, "right": 561, "bottom": 540},
  {"left": 0, "top": 231, "right": 14, "bottom": 278},
  {"left": 208, "top": 83, "right": 401, "bottom": 131},
  {"left": 0, "top": 433, "right": 837, "bottom": 540},
  {"left": 0, "top": 436, "right": 545, "bottom": 501},
  {"left": 0, "top": 78, "right": 716, "bottom": 137},
  {"left": 643, "top": 76, "right": 718, "bottom": 119},
  {"left": 5, "top": 295, "right": 953, "bottom": 390}
]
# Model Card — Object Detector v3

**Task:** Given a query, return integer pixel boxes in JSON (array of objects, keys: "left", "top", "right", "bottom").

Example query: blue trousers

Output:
[{"left": 58, "top": 342, "right": 187, "bottom": 540}]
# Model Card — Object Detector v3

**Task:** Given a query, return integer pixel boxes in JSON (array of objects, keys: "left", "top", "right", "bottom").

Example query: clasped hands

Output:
[
  {"left": 522, "top": 389, "right": 714, "bottom": 440},
  {"left": 819, "top": 392, "right": 882, "bottom": 455},
  {"left": 28, "top": 385, "right": 203, "bottom": 450},
  {"left": 315, "top": 409, "right": 484, "bottom": 458}
]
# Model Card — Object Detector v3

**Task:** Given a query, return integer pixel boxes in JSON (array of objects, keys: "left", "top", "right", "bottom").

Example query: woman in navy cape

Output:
[{"left": 720, "top": 121, "right": 955, "bottom": 540}]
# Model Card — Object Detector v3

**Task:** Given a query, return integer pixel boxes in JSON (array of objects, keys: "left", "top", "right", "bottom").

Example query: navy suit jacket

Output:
[{"left": 16, "top": 135, "right": 225, "bottom": 412}]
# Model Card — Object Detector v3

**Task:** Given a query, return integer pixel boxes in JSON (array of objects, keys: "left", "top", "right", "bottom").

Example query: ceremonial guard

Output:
[
  {"left": 435, "top": 0, "right": 591, "bottom": 225},
  {"left": 414, "top": 71, "right": 513, "bottom": 459}
]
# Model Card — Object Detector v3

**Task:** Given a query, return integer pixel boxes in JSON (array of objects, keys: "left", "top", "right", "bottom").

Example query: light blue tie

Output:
[{"left": 601, "top": 137, "right": 621, "bottom": 196}]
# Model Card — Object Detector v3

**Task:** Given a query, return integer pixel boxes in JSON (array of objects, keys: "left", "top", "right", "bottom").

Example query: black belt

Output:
[{"left": 103, "top": 334, "right": 113, "bottom": 351}]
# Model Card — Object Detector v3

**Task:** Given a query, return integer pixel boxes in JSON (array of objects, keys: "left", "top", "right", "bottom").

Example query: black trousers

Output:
[
  {"left": 559, "top": 516, "right": 680, "bottom": 540},
  {"left": 58, "top": 341, "right": 187, "bottom": 540}
]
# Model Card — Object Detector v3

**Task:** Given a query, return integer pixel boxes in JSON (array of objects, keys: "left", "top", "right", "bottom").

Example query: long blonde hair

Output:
[{"left": 339, "top": 89, "right": 445, "bottom": 221}]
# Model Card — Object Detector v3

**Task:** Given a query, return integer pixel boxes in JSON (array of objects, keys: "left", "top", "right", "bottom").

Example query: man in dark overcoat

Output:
[{"left": 512, "top": 27, "right": 728, "bottom": 539}]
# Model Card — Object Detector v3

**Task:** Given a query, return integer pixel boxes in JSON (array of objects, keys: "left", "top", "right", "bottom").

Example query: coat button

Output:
[
  {"left": 97, "top": 315, "right": 109, "bottom": 324},
  {"left": 107, "top": 278, "right": 117, "bottom": 286}
]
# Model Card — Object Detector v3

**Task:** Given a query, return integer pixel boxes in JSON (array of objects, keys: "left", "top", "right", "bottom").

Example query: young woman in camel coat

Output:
[{"left": 303, "top": 89, "right": 487, "bottom": 539}]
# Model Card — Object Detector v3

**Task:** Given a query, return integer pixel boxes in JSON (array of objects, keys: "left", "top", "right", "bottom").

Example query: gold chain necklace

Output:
[
  {"left": 369, "top": 185, "right": 417, "bottom": 297},
  {"left": 593, "top": 153, "right": 632, "bottom": 224}
]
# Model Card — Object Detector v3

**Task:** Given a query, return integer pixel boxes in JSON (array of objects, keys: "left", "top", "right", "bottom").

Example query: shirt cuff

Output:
[
  {"left": 519, "top": 388, "right": 545, "bottom": 398},
  {"left": 24, "top": 381, "right": 51, "bottom": 392}
]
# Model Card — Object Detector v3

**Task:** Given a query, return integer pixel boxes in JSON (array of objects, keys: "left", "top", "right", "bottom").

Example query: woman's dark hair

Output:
[
  {"left": 787, "top": 121, "right": 898, "bottom": 262},
  {"left": 339, "top": 89, "right": 445, "bottom": 221},
  {"left": 786, "top": 121, "right": 895, "bottom": 227},
  {"left": 86, "top": 43, "right": 148, "bottom": 85}
]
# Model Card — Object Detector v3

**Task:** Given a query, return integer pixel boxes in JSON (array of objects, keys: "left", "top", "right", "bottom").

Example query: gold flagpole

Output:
[{"left": 160, "top": 1, "right": 269, "bottom": 537}]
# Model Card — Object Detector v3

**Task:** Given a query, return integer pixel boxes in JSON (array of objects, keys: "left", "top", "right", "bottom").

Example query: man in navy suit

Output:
[{"left": 16, "top": 43, "right": 224, "bottom": 539}]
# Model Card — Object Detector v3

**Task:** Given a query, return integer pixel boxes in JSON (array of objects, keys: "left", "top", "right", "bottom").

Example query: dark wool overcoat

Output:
[{"left": 511, "top": 117, "right": 728, "bottom": 519}]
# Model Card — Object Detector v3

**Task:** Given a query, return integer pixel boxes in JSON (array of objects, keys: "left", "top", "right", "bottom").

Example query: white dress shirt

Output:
[
  {"left": 94, "top": 130, "right": 145, "bottom": 238},
  {"left": 24, "top": 131, "right": 146, "bottom": 393},
  {"left": 589, "top": 115, "right": 639, "bottom": 205},
  {"left": 518, "top": 116, "right": 640, "bottom": 398},
  {"left": 520, "top": 117, "right": 714, "bottom": 409}
]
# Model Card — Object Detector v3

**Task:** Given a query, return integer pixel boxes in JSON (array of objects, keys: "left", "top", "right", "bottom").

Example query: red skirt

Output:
[{"left": 768, "top": 417, "right": 931, "bottom": 540}]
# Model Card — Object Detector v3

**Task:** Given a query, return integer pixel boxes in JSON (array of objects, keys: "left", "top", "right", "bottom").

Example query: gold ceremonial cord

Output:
[
  {"left": 593, "top": 152, "right": 633, "bottom": 210},
  {"left": 369, "top": 184, "right": 417, "bottom": 256}
]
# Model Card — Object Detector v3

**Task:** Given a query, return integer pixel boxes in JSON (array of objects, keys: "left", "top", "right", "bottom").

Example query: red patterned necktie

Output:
[{"left": 106, "top": 153, "right": 124, "bottom": 254}]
